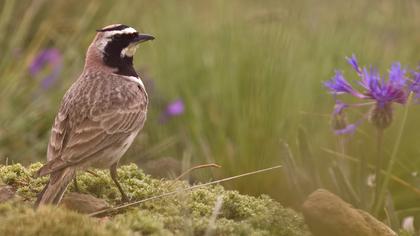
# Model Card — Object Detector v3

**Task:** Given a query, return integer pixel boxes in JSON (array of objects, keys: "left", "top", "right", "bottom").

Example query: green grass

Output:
[{"left": 0, "top": 0, "right": 419, "bottom": 230}]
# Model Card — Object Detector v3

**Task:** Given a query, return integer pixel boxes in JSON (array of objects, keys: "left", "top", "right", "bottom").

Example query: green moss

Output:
[
  {"left": 113, "top": 210, "right": 173, "bottom": 236},
  {"left": 0, "top": 163, "right": 311, "bottom": 236},
  {"left": 0, "top": 201, "right": 125, "bottom": 236}
]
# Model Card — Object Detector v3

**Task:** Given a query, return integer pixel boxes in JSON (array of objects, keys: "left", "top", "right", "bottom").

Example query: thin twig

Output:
[
  {"left": 174, "top": 163, "right": 221, "bottom": 182},
  {"left": 88, "top": 165, "right": 282, "bottom": 217}
]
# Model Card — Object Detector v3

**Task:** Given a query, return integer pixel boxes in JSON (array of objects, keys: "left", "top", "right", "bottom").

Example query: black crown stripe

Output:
[{"left": 96, "top": 24, "right": 129, "bottom": 32}]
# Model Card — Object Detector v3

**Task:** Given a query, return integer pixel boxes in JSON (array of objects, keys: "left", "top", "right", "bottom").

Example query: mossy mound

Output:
[
  {"left": 0, "top": 202, "right": 124, "bottom": 236},
  {"left": 0, "top": 163, "right": 311, "bottom": 236}
]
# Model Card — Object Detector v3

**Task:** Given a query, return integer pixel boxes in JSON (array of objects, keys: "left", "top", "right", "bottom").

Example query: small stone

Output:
[
  {"left": 302, "top": 189, "right": 396, "bottom": 236},
  {"left": 60, "top": 192, "right": 109, "bottom": 214},
  {"left": 0, "top": 185, "right": 16, "bottom": 203}
]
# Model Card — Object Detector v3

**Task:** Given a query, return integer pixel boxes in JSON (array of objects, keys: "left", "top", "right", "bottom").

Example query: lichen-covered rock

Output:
[
  {"left": 302, "top": 189, "right": 396, "bottom": 236},
  {"left": 0, "top": 163, "right": 311, "bottom": 236}
]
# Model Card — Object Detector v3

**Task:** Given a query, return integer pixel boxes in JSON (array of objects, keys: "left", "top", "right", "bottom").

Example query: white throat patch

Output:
[{"left": 123, "top": 76, "right": 145, "bottom": 89}]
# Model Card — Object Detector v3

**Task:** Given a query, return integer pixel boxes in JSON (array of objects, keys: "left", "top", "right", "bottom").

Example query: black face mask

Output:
[{"left": 103, "top": 33, "right": 139, "bottom": 77}]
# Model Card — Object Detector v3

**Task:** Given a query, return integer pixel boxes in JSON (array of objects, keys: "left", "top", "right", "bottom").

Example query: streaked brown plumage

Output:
[{"left": 35, "top": 24, "right": 154, "bottom": 207}]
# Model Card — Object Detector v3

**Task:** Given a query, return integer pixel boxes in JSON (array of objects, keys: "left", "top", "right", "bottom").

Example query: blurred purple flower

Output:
[
  {"left": 346, "top": 54, "right": 362, "bottom": 74},
  {"left": 333, "top": 100, "right": 348, "bottom": 115},
  {"left": 331, "top": 99, "right": 365, "bottom": 136},
  {"left": 159, "top": 99, "right": 185, "bottom": 123},
  {"left": 359, "top": 65, "right": 408, "bottom": 107},
  {"left": 325, "top": 55, "right": 411, "bottom": 134},
  {"left": 325, "top": 56, "right": 408, "bottom": 105},
  {"left": 334, "top": 124, "right": 357, "bottom": 135},
  {"left": 409, "top": 71, "right": 420, "bottom": 100},
  {"left": 29, "top": 48, "right": 63, "bottom": 90},
  {"left": 388, "top": 62, "right": 407, "bottom": 89},
  {"left": 166, "top": 99, "right": 185, "bottom": 116},
  {"left": 324, "top": 70, "right": 365, "bottom": 98}
]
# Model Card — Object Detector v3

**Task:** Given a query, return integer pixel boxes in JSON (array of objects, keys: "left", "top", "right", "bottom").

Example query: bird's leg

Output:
[
  {"left": 86, "top": 169, "right": 100, "bottom": 177},
  {"left": 110, "top": 162, "right": 129, "bottom": 202},
  {"left": 73, "top": 177, "right": 80, "bottom": 192}
]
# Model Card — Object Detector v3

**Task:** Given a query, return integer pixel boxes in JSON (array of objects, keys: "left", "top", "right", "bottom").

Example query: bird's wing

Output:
[
  {"left": 40, "top": 77, "right": 147, "bottom": 176},
  {"left": 46, "top": 111, "right": 70, "bottom": 162}
]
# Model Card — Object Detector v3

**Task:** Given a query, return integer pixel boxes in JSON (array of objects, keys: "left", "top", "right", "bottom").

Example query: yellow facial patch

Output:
[{"left": 121, "top": 44, "right": 139, "bottom": 57}]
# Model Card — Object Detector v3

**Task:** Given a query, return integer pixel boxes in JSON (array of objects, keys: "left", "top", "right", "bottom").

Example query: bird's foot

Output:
[{"left": 119, "top": 194, "right": 131, "bottom": 204}]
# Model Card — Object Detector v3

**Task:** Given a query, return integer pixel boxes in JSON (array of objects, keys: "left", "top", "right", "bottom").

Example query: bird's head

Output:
[{"left": 86, "top": 24, "right": 154, "bottom": 77}]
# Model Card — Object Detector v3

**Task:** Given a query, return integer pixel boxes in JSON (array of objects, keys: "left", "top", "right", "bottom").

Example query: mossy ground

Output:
[{"left": 0, "top": 163, "right": 310, "bottom": 236}]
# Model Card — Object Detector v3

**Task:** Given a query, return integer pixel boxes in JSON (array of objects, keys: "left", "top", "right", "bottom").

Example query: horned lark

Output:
[{"left": 34, "top": 24, "right": 154, "bottom": 207}]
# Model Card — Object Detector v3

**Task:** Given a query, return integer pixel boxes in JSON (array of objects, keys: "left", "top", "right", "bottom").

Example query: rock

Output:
[
  {"left": 0, "top": 185, "right": 16, "bottom": 203},
  {"left": 302, "top": 189, "right": 396, "bottom": 236},
  {"left": 60, "top": 192, "right": 109, "bottom": 214}
]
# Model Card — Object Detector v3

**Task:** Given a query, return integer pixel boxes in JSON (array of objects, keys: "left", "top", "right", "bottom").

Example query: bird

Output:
[{"left": 34, "top": 24, "right": 154, "bottom": 207}]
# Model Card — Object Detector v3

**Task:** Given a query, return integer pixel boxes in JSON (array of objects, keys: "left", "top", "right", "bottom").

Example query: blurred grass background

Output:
[{"left": 0, "top": 0, "right": 419, "bottom": 229}]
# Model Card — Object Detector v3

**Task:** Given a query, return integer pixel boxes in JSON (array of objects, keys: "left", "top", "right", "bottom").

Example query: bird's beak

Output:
[{"left": 132, "top": 34, "right": 155, "bottom": 44}]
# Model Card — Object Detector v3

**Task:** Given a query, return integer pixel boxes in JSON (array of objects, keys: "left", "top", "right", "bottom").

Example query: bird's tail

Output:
[{"left": 34, "top": 168, "right": 75, "bottom": 208}]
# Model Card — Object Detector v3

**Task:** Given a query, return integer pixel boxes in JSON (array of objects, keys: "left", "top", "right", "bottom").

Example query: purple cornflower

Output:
[
  {"left": 29, "top": 48, "right": 63, "bottom": 90},
  {"left": 324, "top": 71, "right": 365, "bottom": 98},
  {"left": 166, "top": 99, "right": 185, "bottom": 116},
  {"left": 346, "top": 54, "right": 362, "bottom": 74},
  {"left": 409, "top": 71, "right": 420, "bottom": 100},
  {"left": 325, "top": 55, "right": 411, "bottom": 134},
  {"left": 159, "top": 99, "right": 185, "bottom": 123}
]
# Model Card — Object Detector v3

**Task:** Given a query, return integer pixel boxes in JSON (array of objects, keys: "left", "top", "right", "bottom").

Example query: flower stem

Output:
[
  {"left": 373, "top": 128, "right": 384, "bottom": 214},
  {"left": 337, "top": 136, "right": 349, "bottom": 177},
  {"left": 373, "top": 92, "right": 413, "bottom": 216},
  {"left": 359, "top": 149, "right": 368, "bottom": 210}
]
